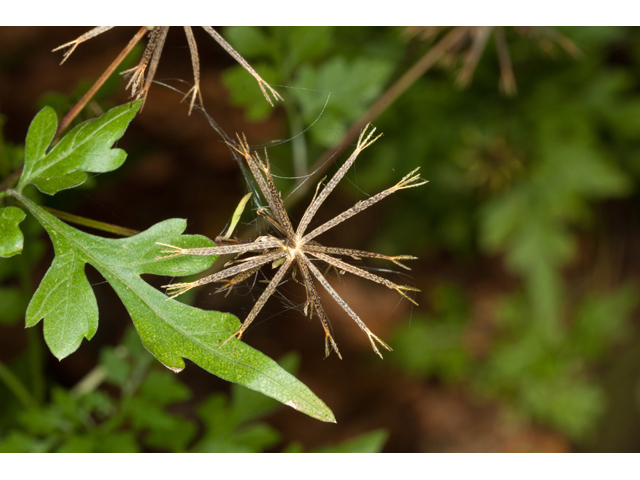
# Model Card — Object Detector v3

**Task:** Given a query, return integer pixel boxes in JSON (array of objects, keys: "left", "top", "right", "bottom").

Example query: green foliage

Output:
[
  {"left": 1, "top": 102, "right": 334, "bottom": 423},
  {"left": 377, "top": 28, "right": 640, "bottom": 441},
  {"left": 473, "top": 287, "right": 637, "bottom": 440},
  {"left": 0, "top": 333, "right": 382, "bottom": 452},
  {"left": 222, "top": 26, "right": 397, "bottom": 147},
  {"left": 391, "top": 284, "right": 471, "bottom": 381},
  {"left": 291, "top": 57, "right": 394, "bottom": 147},
  {"left": 191, "top": 354, "right": 300, "bottom": 452}
]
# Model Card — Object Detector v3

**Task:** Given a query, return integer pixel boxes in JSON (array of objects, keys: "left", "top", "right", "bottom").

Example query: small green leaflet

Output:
[
  {"left": 0, "top": 206, "right": 26, "bottom": 257},
  {"left": 17, "top": 101, "right": 141, "bottom": 195},
  {"left": 15, "top": 192, "right": 334, "bottom": 423}
]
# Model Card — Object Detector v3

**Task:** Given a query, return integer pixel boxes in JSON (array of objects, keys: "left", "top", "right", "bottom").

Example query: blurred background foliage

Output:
[{"left": 1, "top": 26, "right": 640, "bottom": 451}]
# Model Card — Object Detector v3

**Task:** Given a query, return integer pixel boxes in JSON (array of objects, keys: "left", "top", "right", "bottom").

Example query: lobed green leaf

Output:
[
  {"left": 16, "top": 193, "right": 334, "bottom": 423},
  {"left": 17, "top": 101, "right": 141, "bottom": 195}
]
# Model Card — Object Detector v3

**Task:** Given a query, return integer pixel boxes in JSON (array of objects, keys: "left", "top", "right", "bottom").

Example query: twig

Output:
[{"left": 55, "top": 27, "right": 147, "bottom": 138}]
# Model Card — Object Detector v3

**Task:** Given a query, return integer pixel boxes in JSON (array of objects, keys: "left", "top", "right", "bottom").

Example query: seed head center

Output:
[{"left": 287, "top": 239, "right": 303, "bottom": 260}]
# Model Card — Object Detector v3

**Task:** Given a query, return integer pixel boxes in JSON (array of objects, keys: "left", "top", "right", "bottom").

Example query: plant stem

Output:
[
  {"left": 42, "top": 206, "right": 139, "bottom": 237},
  {"left": 284, "top": 26, "right": 468, "bottom": 208},
  {"left": 8, "top": 189, "right": 138, "bottom": 236},
  {"left": 281, "top": 92, "right": 308, "bottom": 179},
  {"left": 55, "top": 26, "right": 147, "bottom": 138},
  {"left": 71, "top": 365, "right": 107, "bottom": 396},
  {"left": 0, "top": 360, "right": 38, "bottom": 409}
]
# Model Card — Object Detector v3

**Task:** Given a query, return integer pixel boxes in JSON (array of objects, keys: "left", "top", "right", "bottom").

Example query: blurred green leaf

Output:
[
  {"left": 222, "top": 63, "right": 279, "bottom": 121},
  {"left": 520, "top": 377, "right": 604, "bottom": 440},
  {"left": 94, "top": 432, "right": 139, "bottom": 453},
  {"left": 292, "top": 57, "right": 394, "bottom": 147},
  {"left": 100, "top": 348, "right": 131, "bottom": 388},
  {"left": 572, "top": 286, "right": 638, "bottom": 359},
  {"left": 285, "top": 26, "right": 333, "bottom": 66},
  {"left": 392, "top": 316, "right": 470, "bottom": 381},
  {"left": 223, "top": 27, "right": 275, "bottom": 60},
  {"left": 138, "top": 370, "right": 191, "bottom": 406},
  {"left": 392, "top": 285, "right": 471, "bottom": 381}
]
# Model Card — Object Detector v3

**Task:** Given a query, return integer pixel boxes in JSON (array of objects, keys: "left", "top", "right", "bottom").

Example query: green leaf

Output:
[
  {"left": 15, "top": 192, "right": 334, "bottom": 423},
  {"left": 0, "top": 206, "right": 26, "bottom": 257},
  {"left": 223, "top": 27, "right": 275, "bottom": 60},
  {"left": 128, "top": 393, "right": 197, "bottom": 451},
  {"left": 222, "top": 63, "right": 280, "bottom": 121},
  {"left": 100, "top": 348, "right": 131, "bottom": 387},
  {"left": 573, "top": 286, "right": 637, "bottom": 359},
  {"left": 291, "top": 57, "right": 394, "bottom": 147},
  {"left": 138, "top": 370, "right": 191, "bottom": 406},
  {"left": 24, "top": 225, "right": 100, "bottom": 357},
  {"left": 17, "top": 101, "right": 141, "bottom": 195},
  {"left": 193, "top": 394, "right": 281, "bottom": 453},
  {"left": 285, "top": 26, "right": 333, "bottom": 66}
]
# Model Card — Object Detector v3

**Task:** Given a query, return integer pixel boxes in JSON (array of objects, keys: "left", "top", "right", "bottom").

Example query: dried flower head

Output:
[
  {"left": 54, "top": 26, "right": 283, "bottom": 113},
  {"left": 158, "top": 125, "right": 426, "bottom": 359}
]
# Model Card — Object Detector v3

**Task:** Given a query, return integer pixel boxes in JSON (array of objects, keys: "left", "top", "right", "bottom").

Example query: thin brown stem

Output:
[
  {"left": 56, "top": 27, "right": 148, "bottom": 138},
  {"left": 301, "top": 255, "right": 392, "bottom": 359},
  {"left": 284, "top": 26, "right": 468, "bottom": 209},
  {"left": 297, "top": 256, "right": 342, "bottom": 359},
  {"left": 182, "top": 26, "right": 203, "bottom": 115}
]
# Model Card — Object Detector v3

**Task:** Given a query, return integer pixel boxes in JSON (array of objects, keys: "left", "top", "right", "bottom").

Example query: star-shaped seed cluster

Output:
[{"left": 159, "top": 125, "right": 426, "bottom": 358}]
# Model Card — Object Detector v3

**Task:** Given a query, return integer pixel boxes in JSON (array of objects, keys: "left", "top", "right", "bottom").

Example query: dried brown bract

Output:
[
  {"left": 54, "top": 26, "right": 283, "bottom": 114},
  {"left": 405, "top": 26, "right": 581, "bottom": 96},
  {"left": 158, "top": 125, "right": 427, "bottom": 358}
]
